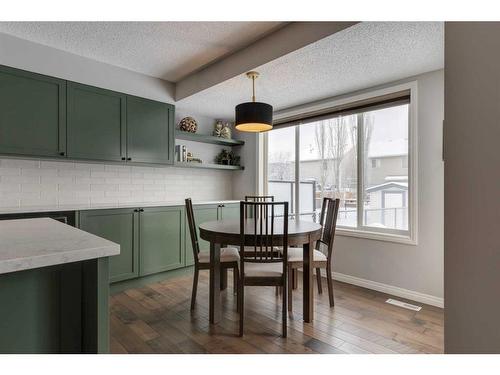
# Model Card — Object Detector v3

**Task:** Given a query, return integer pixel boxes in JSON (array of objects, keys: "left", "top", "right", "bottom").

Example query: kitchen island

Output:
[{"left": 0, "top": 218, "right": 119, "bottom": 354}]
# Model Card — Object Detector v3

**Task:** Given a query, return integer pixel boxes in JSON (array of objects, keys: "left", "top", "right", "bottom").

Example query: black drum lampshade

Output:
[
  {"left": 235, "top": 101, "right": 273, "bottom": 132},
  {"left": 235, "top": 71, "right": 273, "bottom": 132}
]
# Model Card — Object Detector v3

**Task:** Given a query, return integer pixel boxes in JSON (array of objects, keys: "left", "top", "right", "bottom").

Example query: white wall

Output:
[
  {"left": 254, "top": 70, "right": 444, "bottom": 305},
  {"left": 0, "top": 32, "right": 175, "bottom": 103},
  {"left": 231, "top": 132, "right": 259, "bottom": 199},
  {"left": 0, "top": 33, "right": 234, "bottom": 209}
]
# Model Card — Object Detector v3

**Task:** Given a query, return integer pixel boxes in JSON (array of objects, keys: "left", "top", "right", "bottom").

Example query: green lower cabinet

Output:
[
  {"left": 220, "top": 203, "right": 241, "bottom": 221},
  {"left": 79, "top": 208, "right": 139, "bottom": 283},
  {"left": 0, "top": 258, "right": 109, "bottom": 354},
  {"left": 140, "top": 206, "right": 185, "bottom": 276},
  {"left": 185, "top": 204, "right": 219, "bottom": 266}
]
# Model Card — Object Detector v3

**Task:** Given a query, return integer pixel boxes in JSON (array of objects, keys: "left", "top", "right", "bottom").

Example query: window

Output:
[
  {"left": 264, "top": 88, "right": 414, "bottom": 240},
  {"left": 267, "top": 126, "right": 296, "bottom": 217}
]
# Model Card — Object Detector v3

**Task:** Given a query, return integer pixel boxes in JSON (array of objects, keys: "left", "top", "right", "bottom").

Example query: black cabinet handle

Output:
[
  {"left": 121, "top": 157, "right": 126, "bottom": 161},
  {"left": 127, "top": 157, "right": 132, "bottom": 161},
  {"left": 59, "top": 152, "right": 65, "bottom": 156},
  {"left": 139, "top": 208, "right": 144, "bottom": 212},
  {"left": 133, "top": 209, "right": 138, "bottom": 212}
]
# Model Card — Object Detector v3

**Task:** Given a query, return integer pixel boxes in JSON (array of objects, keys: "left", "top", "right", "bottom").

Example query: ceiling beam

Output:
[{"left": 175, "top": 21, "right": 357, "bottom": 101}]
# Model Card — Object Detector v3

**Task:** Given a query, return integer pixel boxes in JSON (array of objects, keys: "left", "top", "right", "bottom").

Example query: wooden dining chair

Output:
[
  {"left": 244, "top": 195, "right": 274, "bottom": 202},
  {"left": 286, "top": 198, "right": 340, "bottom": 311},
  {"left": 185, "top": 198, "right": 240, "bottom": 310},
  {"left": 238, "top": 200, "right": 289, "bottom": 337}
]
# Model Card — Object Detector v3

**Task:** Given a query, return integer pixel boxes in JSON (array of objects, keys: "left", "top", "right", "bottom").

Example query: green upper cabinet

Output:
[
  {"left": 0, "top": 65, "right": 177, "bottom": 164},
  {"left": 0, "top": 65, "right": 66, "bottom": 158},
  {"left": 140, "top": 206, "right": 185, "bottom": 276},
  {"left": 79, "top": 208, "right": 139, "bottom": 283},
  {"left": 185, "top": 204, "right": 219, "bottom": 266},
  {"left": 126, "top": 96, "right": 174, "bottom": 164},
  {"left": 67, "top": 82, "right": 126, "bottom": 161}
]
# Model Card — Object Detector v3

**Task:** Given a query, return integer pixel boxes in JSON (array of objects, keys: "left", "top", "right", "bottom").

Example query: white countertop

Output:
[
  {"left": 0, "top": 218, "right": 120, "bottom": 275},
  {"left": 0, "top": 200, "right": 242, "bottom": 215}
]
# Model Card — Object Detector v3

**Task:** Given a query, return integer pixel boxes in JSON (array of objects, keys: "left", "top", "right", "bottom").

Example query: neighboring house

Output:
[
  {"left": 365, "top": 181, "right": 408, "bottom": 230},
  {"left": 367, "top": 139, "right": 408, "bottom": 186}
]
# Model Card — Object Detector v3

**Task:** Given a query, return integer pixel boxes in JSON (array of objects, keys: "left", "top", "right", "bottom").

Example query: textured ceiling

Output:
[
  {"left": 0, "top": 21, "right": 285, "bottom": 82},
  {"left": 177, "top": 22, "right": 444, "bottom": 119}
]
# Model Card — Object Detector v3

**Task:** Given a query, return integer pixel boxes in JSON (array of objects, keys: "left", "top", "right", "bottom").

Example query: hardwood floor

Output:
[{"left": 110, "top": 270, "right": 444, "bottom": 354}]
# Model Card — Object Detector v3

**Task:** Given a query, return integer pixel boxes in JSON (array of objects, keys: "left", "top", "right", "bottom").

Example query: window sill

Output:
[{"left": 336, "top": 227, "right": 417, "bottom": 245}]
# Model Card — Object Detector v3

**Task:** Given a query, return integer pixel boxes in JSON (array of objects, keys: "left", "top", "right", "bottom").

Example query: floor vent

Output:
[{"left": 385, "top": 298, "right": 422, "bottom": 311}]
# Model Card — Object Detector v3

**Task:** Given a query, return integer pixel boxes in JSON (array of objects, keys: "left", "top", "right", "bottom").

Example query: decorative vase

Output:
[
  {"left": 213, "top": 120, "right": 224, "bottom": 137},
  {"left": 179, "top": 117, "right": 198, "bottom": 133},
  {"left": 221, "top": 122, "right": 232, "bottom": 139}
]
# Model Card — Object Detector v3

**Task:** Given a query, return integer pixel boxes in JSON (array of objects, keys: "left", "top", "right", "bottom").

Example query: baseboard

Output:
[{"left": 317, "top": 269, "right": 444, "bottom": 308}]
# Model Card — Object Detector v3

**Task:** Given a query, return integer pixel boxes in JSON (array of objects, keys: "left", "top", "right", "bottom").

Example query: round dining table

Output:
[{"left": 199, "top": 218, "right": 322, "bottom": 324}]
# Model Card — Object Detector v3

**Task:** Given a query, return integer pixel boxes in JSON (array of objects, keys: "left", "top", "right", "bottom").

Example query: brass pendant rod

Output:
[
  {"left": 252, "top": 75, "right": 256, "bottom": 102},
  {"left": 246, "top": 71, "right": 259, "bottom": 102}
]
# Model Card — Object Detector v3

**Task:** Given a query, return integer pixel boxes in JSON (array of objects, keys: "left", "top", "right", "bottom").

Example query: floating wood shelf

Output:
[
  {"left": 175, "top": 131, "right": 245, "bottom": 146},
  {"left": 174, "top": 162, "right": 244, "bottom": 171}
]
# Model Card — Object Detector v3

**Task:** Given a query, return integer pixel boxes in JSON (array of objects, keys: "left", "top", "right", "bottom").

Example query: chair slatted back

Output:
[
  {"left": 316, "top": 198, "right": 340, "bottom": 260},
  {"left": 239, "top": 201, "right": 288, "bottom": 269},
  {"left": 185, "top": 198, "right": 200, "bottom": 264},
  {"left": 244, "top": 196, "right": 274, "bottom": 219},
  {"left": 244, "top": 195, "right": 274, "bottom": 202}
]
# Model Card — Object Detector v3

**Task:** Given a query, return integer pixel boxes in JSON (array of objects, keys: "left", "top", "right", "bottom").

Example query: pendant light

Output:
[{"left": 235, "top": 71, "right": 273, "bottom": 132}]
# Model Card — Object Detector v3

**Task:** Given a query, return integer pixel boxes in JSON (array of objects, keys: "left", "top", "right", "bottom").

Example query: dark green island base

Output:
[{"left": 0, "top": 258, "right": 110, "bottom": 354}]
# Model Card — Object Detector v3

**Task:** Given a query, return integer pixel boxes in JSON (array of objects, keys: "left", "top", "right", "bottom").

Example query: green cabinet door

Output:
[
  {"left": 140, "top": 206, "right": 185, "bottom": 276},
  {"left": 79, "top": 209, "right": 139, "bottom": 283},
  {"left": 0, "top": 65, "right": 66, "bottom": 157},
  {"left": 220, "top": 203, "right": 240, "bottom": 221},
  {"left": 67, "top": 82, "right": 126, "bottom": 161},
  {"left": 185, "top": 204, "right": 219, "bottom": 266},
  {"left": 126, "top": 96, "right": 174, "bottom": 164}
]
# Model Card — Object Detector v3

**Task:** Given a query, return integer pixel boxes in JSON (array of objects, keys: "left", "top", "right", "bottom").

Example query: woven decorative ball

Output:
[{"left": 179, "top": 116, "right": 198, "bottom": 133}]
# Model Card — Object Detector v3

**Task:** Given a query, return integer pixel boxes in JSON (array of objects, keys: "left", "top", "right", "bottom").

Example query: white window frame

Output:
[{"left": 261, "top": 81, "right": 418, "bottom": 245}]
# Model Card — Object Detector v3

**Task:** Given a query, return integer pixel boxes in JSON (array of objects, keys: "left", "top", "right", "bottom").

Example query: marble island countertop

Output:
[
  {"left": 0, "top": 200, "right": 242, "bottom": 215},
  {"left": 0, "top": 218, "right": 120, "bottom": 275}
]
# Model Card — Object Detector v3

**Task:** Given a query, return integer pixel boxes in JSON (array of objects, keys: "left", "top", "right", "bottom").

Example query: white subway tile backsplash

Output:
[
  {"left": 1, "top": 159, "right": 40, "bottom": 168},
  {"left": 105, "top": 190, "right": 131, "bottom": 197},
  {"left": 91, "top": 171, "right": 118, "bottom": 178},
  {"left": 22, "top": 183, "right": 58, "bottom": 192},
  {"left": 58, "top": 169, "right": 91, "bottom": 178},
  {"left": 91, "top": 183, "right": 119, "bottom": 192},
  {"left": 2, "top": 175, "right": 40, "bottom": 184},
  {"left": 20, "top": 197, "right": 58, "bottom": 207},
  {"left": 41, "top": 176, "right": 74, "bottom": 185},
  {"left": 0, "top": 168, "right": 21, "bottom": 176},
  {"left": 0, "top": 183, "right": 20, "bottom": 192},
  {"left": 0, "top": 197, "right": 19, "bottom": 208},
  {"left": 59, "top": 184, "right": 91, "bottom": 192},
  {"left": 40, "top": 160, "right": 74, "bottom": 169},
  {"left": 90, "top": 196, "right": 119, "bottom": 205},
  {"left": 58, "top": 195, "right": 90, "bottom": 206},
  {"left": 75, "top": 177, "right": 105, "bottom": 184},
  {"left": 74, "top": 163, "right": 104, "bottom": 171},
  {"left": 105, "top": 164, "right": 131, "bottom": 173},
  {"left": 104, "top": 177, "right": 131, "bottom": 185},
  {"left": 21, "top": 168, "right": 58, "bottom": 177},
  {"left": 0, "top": 158, "right": 233, "bottom": 210}
]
